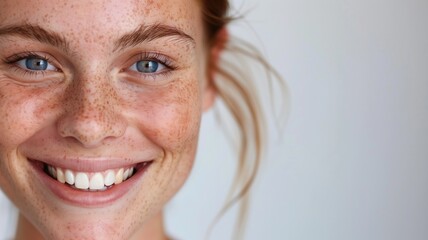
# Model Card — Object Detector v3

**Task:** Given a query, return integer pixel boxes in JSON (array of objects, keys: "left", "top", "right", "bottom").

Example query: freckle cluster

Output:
[
  {"left": 57, "top": 75, "right": 127, "bottom": 145},
  {"left": 0, "top": 0, "right": 208, "bottom": 238}
]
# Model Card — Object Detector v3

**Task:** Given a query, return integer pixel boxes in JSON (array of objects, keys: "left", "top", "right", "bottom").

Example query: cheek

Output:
[
  {"left": 0, "top": 83, "right": 63, "bottom": 149},
  {"left": 126, "top": 76, "right": 203, "bottom": 151},
  {"left": 0, "top": 83, "right": 62, "bottom": 200}
]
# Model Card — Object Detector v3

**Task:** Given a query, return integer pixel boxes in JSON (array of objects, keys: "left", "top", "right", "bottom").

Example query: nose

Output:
[{"left": 57, "top": 74, "right": 127, "bottom": 148}]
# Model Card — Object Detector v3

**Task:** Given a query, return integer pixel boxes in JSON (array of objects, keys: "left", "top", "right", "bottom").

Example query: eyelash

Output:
[
  {"left": 3, "top": 52, "right": 57, "bottom": 78},
  {"left": 3, "top": 51, "right": 177, "bottom": 80},
  {"left": 131, "top": 52, "right": 177, "bottom": 77},
  {"left": 138, "top": 52, "right": 174, "bottom": 68}
]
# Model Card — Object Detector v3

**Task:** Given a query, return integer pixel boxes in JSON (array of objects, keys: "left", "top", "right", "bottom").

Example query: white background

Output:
[
  {"left": 165, "top": 0, "right": 428, "bottom": 240},
  {"left": 2, "top": 0, "right": 428, "bottom": 239}
]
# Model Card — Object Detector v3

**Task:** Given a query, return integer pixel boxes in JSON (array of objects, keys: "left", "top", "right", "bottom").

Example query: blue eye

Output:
[
  {"left": 16, "top": 57, "right": 56, "bottom": 71},
  {"left": 137, "top": 60, "right": 158, "bottom": 73},
  {"left": 25, "top": 58, "right": 47, "bottom": 70},
  {"left": 130, "top": 60, "right": 165, "bottom": 73}
]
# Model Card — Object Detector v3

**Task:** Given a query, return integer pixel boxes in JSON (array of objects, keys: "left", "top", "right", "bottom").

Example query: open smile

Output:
[
  {"left": 43, "top": 162, "right": 150, "bottom": 191},
  {"left": 29, "top": 158, "right": 153, "bottom": 207}
]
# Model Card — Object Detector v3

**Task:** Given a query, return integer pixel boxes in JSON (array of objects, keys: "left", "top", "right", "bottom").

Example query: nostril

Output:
[
  {"left": 57, "top": 77, "right": 127, "bottom": 147},
  {"left": 57, "top": 111, "right": 127, "bottom": 148}
]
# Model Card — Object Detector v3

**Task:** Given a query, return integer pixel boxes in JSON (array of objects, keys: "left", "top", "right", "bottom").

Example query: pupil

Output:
[
  {"left": 26, "top": 58, "right": 48, "bottom": 71},
  {"left": 137, "top": 61, "right": 158, "bottom": 73}
]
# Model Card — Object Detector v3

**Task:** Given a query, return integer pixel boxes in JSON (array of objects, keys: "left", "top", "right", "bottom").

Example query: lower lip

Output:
[{"left": 30, "top": 160, "right": 151, "bottom": 208}]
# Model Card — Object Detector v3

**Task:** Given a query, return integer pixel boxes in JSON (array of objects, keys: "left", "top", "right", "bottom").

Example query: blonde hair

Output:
[{"left": 202, "top": 1, "right": 288, "bottom": 239}]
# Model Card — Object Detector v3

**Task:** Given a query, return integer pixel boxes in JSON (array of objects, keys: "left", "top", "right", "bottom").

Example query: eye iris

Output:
[
  {"left": 136, "top": 60, "right": 158, "bottom": 73},
  {"left": 25, "top": 58, "right": 48, "bottom": 71}
]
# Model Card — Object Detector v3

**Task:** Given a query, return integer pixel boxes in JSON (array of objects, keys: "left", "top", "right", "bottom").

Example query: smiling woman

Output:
[{"left": 0, "top": 0, "right": 284, "bottom": 239}]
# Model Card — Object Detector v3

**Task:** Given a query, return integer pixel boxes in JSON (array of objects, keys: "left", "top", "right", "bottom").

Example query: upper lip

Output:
[{"left": 28, "top": 156, "right": 152, "bottom": 172}]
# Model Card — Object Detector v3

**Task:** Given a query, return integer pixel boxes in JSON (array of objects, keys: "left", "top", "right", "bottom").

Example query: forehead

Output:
[{"left": 0, "top": 0, "right": 202, "bottom": 42}]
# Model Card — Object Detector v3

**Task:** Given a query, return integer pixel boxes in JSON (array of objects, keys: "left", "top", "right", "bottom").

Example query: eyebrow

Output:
[
  {"left": 113, "top": 23, "right": 196, "bottom": 51},
  {"left": 0, "top": 23, "right": 195, "bottom": 53},
  {"left": 0, "top": 24, "right": 70, "bottom": 52}
]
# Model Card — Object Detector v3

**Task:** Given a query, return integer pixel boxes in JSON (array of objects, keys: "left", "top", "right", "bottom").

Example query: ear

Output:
[{"left": 202, "top": 27, "right": 229, "bottom": 112}]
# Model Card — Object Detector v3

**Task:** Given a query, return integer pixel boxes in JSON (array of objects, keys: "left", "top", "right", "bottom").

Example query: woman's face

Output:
[{"left": 0, "top": 0, "right": 214, "bottom": 239}]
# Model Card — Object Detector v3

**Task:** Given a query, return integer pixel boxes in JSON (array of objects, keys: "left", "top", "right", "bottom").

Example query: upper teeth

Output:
[{"left": 46, "top": 165, "right": 135, "bottom": 191}]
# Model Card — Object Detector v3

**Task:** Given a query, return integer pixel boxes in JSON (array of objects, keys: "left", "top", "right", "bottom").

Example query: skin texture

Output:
[{"left": 0, "top": 0, "right": 217, "bottom": 239}]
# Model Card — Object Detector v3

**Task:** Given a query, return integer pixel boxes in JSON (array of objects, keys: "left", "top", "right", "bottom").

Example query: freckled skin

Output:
[{"left": 0, "top": 0, "right": 217, "bottom": 239}]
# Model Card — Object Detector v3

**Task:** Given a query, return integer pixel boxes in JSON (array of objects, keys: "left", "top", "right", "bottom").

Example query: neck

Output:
[
  {"left": 15, "top": 212, "right": 169, "bottom": 240},
  {"left": 15, "top": 215, "right": 43, "bottom": 240}
]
